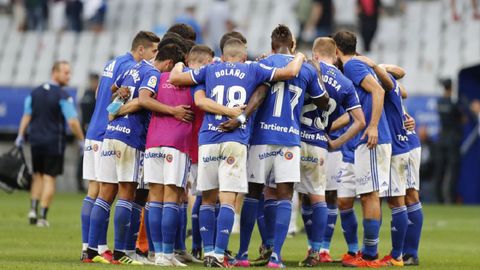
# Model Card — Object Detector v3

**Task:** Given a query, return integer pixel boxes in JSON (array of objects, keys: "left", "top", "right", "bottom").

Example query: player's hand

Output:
[
  {"left": 116, "top": 87, "right": 131, "bottom": 100},
  {"left": 108, "top": 113, "right": 117, "bottom": 122},
  {"left": 404, "top": 113, "right": 416, "bottom": 131},
  {"left": 14, "top": 135, "right": 24, "bottom": 147},
  {"left": 255, "top": 53, "right": 269, "bottom": 61},
  {"left": 361, "top": 125, "right": 378, "bottom": 149},
  {"left": 227, "top": 105, "right": 247, "bottom": 119},
  {"left": 354, "top": 55, "right": 376, "bottom": 68},
  {"left": 219, "top": 118, "right": 241, "bottom": 132},
  {"left": 173, "top": 105, "right": 194, "bottom": 122},
  {"left": 296, "top": 52, "right": 307, "bottom": 62}
]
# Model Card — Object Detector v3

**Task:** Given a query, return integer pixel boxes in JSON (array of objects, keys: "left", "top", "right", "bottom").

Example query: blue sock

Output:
[
  {"left": 144, "top": 203, "right": 154, "bottom": 252},
  {"left": 114, "top": 199, "right": 133, "bottom": 252},
  {"left": 148, "top": 201, "right": 163, "bottom": 253},
  {"left": 191, "top": 196, "right": 202, "bottom": 250},
  {"left": 98, "top": 212, "right": 110, "bottom": 248},
  {"left": 340, "top": 208, "right": 359, "bottom": 254},
  {"left": 301, "top": 202, "right": 313, "bottom": 248},
  {"left": 174, "top": 203, "right": 187, "bottom": 251},
  {"left": 321, "top": 204, "right": 338, "bottom": 251},
  {"left": 390, "top": 206, "right": 408, "bottom": 259},
  {"left": 362, "top": 219, "right": 381, "bottom": 258},
  {"left": 214, "top": 203, "right": 220, "bottom": 243},
  {"left": 264, "top": 199, "right": 277, "bottom": 249},
  {"left": 199, "top": 204, "right": 216, "bottom": 253},
  {"left": 311, "top": 202, "right": 327, "bottom": 252},
  {"left": 162, "top": 202, "right": 179, "bottom": 255},
  {"left": 256, "top": 195, "right": 267, "bottom": 245},
  {"left": 125, "top": 202, "right": 142, "bottom": 252},
  {"left": 237, "top": 197, "right": 259, "bottom": 260},
  {"left": 404, "top": 202, "right": 423, "bottom": 258},
  {"left": 214, "top": 204, "right": 235, "bottom": 256},
  {"left": 81, "top": 196, "right": 95, "bottom": 247},
  {"left": 88, "top": 198, "right": 111, "bottom": 251},
  {"left": 271, "top": 200, "right": 292, "bottom": 263}
]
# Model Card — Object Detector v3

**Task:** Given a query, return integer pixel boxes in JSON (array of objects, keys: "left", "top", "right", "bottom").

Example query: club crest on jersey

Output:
[
  {"left": 227, "top": 156, "right": 235, "bottom": 165},
  {"left": 147, "top": 75, "right": 157, "bottom": 88},
  {"left": 166, "top": 154, "right": 173, "bottom": 163},
  {"left": 284, "top": 151, "right": 294, "bottom": 160}
]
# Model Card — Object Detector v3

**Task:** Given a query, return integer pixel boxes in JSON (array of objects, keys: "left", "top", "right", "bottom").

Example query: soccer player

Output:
[
  {"left": 234, "top": 25, "right": 329, "bottom": 268},
  {"left": 81, "top": 31, "right": 160, "bottom": 263},
  {"left": 296, "top": 37, "right": 365, "bottom": 267},
  {"left": 167, "top": 23, "right": 197, "bottom": 42},
  {"left": 16, "top": 61, "right": 84, "bottom": 228},
  {"left": 333, "top": 30, "right": 394, "bottom": 267},
  {"left": 141, "top": 43, "right": 193, "bottom": 267},
  {"left": 169, "top": 37, "right": 307, "bottom": 267},
  {"left": 185, "top": 45, "right": 215, "bottom": 262}
]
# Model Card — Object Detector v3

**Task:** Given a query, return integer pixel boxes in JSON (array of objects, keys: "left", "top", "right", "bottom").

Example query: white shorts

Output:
[
  {"left": 188, "top": 164, "right": 201, "bottom": 196},
  {"left": 407, "top": 147, "right": 421, "bottom": 191},
  {"left": 381, "top": 152, "right": 409, "bottom": 197},
  {"left": 144, "top": 147, "right": 190, "bottom": 188},
  {"left": 295, "top": 142, "right": 327, "bottom": 195},
  {"left": 337, "top": 161, "right": 357, "bottom": 198},
  {"left": 325, "top": 150, "right": 343, "bottom": 191},
  {"left": 354, "top": 143, "right": 392, "bottom": 196},
  {"left": 97, "top": 139, "right": 144, "bottom": 185},
  {"left": 82, "top": 139, "right": 102, "bottom": 181},
  {"left": 197, "top": 142, "right": 248, "bottom": 193},
  {"left": 247, "top": 145, "right": 300, "bottom": 185}
]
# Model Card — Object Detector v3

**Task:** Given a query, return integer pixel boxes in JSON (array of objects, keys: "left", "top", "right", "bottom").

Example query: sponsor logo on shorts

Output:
[
  {"left": 93, "top": 144, "right": 99, "bottom": 152},
  {"left": 166, "top": 154, "right": 173, "bottom": 163},
  {"left": 284, "top": 151, "right": 294, "bottom": 160},
  {"left": 334, "top": 170, "right": 343, "bottom": 183},
  {"left": 202, "top": 155, "right": 227, "bottom": 163},
  {"left": 115, "top": 151, "right": 122, "bottom": 158},
  {"left": 301, "top": 156, "right": 318, "bottom": 163},
  {"left": 319, "top": 158, "right": 324, "bottom": 166},
  {"left": 84, "top": 145, "right": 93, "bottom": 152},
  {"left": 357, "top": 172, "right": 371, "bottom": 186},
  {"left": 226, "top": 156, "right": 235, "bottom": 165},
  {"left": 101, "top": 150, "right": 121, "bottom": 158},
  {"left": 250, "top": 173, "right": 255, "bottom": 179}
]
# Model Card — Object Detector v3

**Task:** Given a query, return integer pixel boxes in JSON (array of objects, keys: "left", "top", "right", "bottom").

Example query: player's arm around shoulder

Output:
[
  {"left": 354, "top": 55, "right": 394, "bottom": 91},
  {"left": 271, "top": 52, "right": 306, "bottom": 81},
  {"left": 307, "top": 59, "right": 330, "bottom": 110},
  {"left": 193, "top": 89, "right": 244, "bottom": 119},
  {"left": 169, "top": 62, "right": 198, "bottom": 86}
]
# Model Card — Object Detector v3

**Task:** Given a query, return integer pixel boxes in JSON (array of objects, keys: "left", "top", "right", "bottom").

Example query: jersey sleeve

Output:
[
  {"left": 59, "top": 92, "right": 78, "bottom": 120},
  {"left": 189, "top": 65, "right": 208, "bottom": 84},
  {"left": 307, "top": 66, "right": 326, "bottom": 98},
  {"left": 114, "top": 70, "right": 127, "bottom": 88},
  {"left": 23, "top": 95, "right": 32, "bottom": 115},
  {"left": 140, "top": 70, "right": 161, "bottom": 94},
  {"left": 343, "top": 85, "right": 362, "bottom": 111},
  {"left": 344, "top": 60, "right": 371, "bottom": 87},
  {"left": 191, "top": 84, "right": 206, "bottom": 97},
  {"left": 253, "top": 62, "right": 277, "bottom": 84}
]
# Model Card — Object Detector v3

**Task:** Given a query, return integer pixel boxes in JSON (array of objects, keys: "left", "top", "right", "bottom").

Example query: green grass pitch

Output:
[{"left": 1, "top": 192, "right": 479, "bottom": 269}]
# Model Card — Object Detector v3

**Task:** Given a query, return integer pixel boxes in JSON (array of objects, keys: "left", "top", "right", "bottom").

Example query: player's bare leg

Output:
[
  {"left": 28, "top": 173, "right": 43, "bottom": 225},
  {"left": 36, "top": 174, "right": 56, "bottom": 227}
]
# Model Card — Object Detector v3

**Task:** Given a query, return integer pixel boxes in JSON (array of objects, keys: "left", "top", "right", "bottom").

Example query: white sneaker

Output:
[
  {"left": 148, "top": 251, "right": 156, "bottom": 264},
  {"left": 174, "top": 250, "right": 203, "bottom": 263},
  {"left": 155, "top": 255, "right": 187, "bottom": 267},
  {"left": 36, "top": 219, "right": 50, "bottom": 227},
  {"left": 133, "top": 253, "right": 154, "bottom": 265}
]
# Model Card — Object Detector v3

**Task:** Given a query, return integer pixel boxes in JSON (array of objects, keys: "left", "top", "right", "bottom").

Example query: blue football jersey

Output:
[
  {"left": 343, "top": 59, "right": 392, "bottom": 147},
  {"left": 341, "top": 125, "right": 355, "bottom": 164},
  {"left": 86, "top": 52, "right": 136, "bottom": 141},
  {"left": 189, "top": 61, "right": 276, "bottom": 145},
  {"left": 300, "top": 61, "right": 361, "bottom": 149},
  {"left": 249, "top": 54, "right": 325, "bottom": 146},
  {"left": 104, "top": 60, "right": 160, "bottom": 150},
  {"left": 384, "top": 75, "right": 410, "bottom": 155}
]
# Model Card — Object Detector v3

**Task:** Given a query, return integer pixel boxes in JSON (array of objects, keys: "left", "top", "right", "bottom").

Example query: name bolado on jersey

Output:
[
  {"left": 259, "top": 122, "right": 299, "bottom": 135},
  {"left": 215, "top": 68, "right": 246, "bottom": 79}
]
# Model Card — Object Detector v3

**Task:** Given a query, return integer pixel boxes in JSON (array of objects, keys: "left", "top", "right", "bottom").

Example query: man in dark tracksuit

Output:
[{"left": 16, "top": 61, "right": 85, "bottom": 227}]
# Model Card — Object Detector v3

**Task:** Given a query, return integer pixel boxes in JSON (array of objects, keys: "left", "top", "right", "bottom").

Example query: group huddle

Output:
[{"left": 80, "top": 23, "right": 423, "bottom": 268}]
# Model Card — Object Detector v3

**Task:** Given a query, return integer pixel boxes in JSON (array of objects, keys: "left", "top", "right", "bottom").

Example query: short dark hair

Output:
[
  {"left": 156, "top": 43, "right": 186, "bottom": 64},
  {"left": 52, "top": 60, "right": 69, "bottom": 73},
  {"left": 271, "top": 24, "right": 294, "bottom": 51},
  {"left": 332, "top": 31, "right": 357, "bottom": 55},
  {"left": 131, "top": 31, "right": 160, "bottom": 50},
  {"left": 219, "top": 31, "right": 247, "bottom": 53},
  {"left": 184, "top": 39, "right": 196, "bottom": 54},
  {"left": 167, "top": 23, "right": 196, "bottom": 41},
  {"left": 158, "top": 33, "right": 189, "bottom": 54}
]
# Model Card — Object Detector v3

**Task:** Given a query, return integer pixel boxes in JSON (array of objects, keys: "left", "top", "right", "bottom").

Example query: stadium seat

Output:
[
  {"left": 13, "top": 32, "right": 39, "bottom": 86},
  {"left": 0, "top": 30, "right": 23, "bottom": 85}
]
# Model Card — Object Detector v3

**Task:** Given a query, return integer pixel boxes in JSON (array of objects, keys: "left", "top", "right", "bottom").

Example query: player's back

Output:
[
  {"left": 383, "top": 76, "right": 409, "bottom": 155},
  {"left": 86, "top": 52, "right": 136, "bottom": 141},
  {"left": 251, "top": 54, "right": 324, "bottom": 146},
  {"left": 195, "top": 61, "right": 275, "bottom": 145},
  {"left": 104, "top": 60, "right": 160, "bottom": 150},
  {"left": 146, "top": 72, "right": 194, "bottom": 153},
  {"left": 343, "top": 58, "right": 391, "bottom": 146}
]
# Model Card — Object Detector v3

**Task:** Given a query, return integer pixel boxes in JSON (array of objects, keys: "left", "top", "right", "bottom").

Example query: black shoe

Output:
[
  {"left": 298, "top": 251, "right": 320, "bottom": 267},
  {"left": 403, "top": 254, "right": 419, "bottom": 266},
  {"left": 204, "top": 255, "right": 228, "bottom": 268},
  {"left": 224, "top": 250, "right": 235, "bottom": 262},
  {"left": 250, "top": 247, "right": 272, "bottom": 266}
]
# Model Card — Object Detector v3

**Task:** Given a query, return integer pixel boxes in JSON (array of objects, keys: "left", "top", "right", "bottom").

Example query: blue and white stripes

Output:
[
  {"left": 369, "top": 148, "right": 379, "bottom": 191},
  {"left": 364, "top": 237, "right": 379, "bottom": 247},
  {"left": 116, "top": 199, "right": 132, "bottom": 211},
  {"left": 407, "top": 202, "right": 422, "bottom": 213},
  {"left": 94, "top": 198, "right": 111, "bottom": 212},
  {"left": 149, "top": 201, "right": 164, "bottom": 209},
  {"left": 392, "top": 206, "right": 407, "bottom": 216}
]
